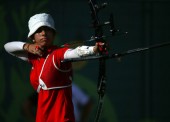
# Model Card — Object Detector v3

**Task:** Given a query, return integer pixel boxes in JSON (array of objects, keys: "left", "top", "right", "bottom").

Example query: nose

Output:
[{"left": 40, "top": 29, "right": 47, "bottom": 36}]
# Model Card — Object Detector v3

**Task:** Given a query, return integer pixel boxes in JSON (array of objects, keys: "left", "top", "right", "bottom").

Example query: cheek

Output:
[
  {"left": 33, "top": 34, "right": 37, "bottom": 40},
  {"left": 34, "top": 34, "right": 41, "bottom": 42}
]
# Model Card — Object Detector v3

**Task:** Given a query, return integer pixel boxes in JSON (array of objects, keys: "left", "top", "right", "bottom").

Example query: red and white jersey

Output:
[
  {"left": 4, "top": 41, "right": 95, "bottom": 122},
  {"left": 28, "top": 46, "right": 73, "bottom": 90},
  {"left": 28, "top": 46, "right": 75, "bottom": 122}
]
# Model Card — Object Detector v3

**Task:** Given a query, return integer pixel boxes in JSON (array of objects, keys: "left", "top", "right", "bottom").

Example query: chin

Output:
[{"left": 45, "top": 43, "right": 53, "bottom": 47}]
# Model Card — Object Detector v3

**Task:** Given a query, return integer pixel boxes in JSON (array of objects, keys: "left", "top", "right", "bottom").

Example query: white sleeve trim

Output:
[
  {"left": 4, "top": 41, "right": 28, "bottom": 61},
  {"left": 64, "top": 46, "right": 95, "bottom": 59}
]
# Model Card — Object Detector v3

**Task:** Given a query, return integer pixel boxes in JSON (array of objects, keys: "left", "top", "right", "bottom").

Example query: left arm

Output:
[{"left": 64, "top": 46, "right": 96, "bottom": 59}]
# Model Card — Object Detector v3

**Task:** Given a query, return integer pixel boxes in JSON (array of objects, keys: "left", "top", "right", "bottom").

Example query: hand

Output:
[
  {"left": 23, "top": 43, "right": 44, "bottom": 56},
  {"left": 93, "top": 42, "right": 107, "bottom": 54}
]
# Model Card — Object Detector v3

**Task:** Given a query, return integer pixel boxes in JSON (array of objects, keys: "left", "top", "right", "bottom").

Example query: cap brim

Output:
[{"left": 27, "top": 22, "right": 56, "bottom": 39}]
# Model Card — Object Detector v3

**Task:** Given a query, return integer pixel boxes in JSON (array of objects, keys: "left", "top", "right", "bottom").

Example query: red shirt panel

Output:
[{"left": 28, "top": 46, "right": 75, "bottom": 122}]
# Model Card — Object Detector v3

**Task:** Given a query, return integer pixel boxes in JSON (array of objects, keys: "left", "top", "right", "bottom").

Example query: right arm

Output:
[
  {"left": 4, "top": 41, "right": 28, "bottom": 61},
  {"left": 4, "top": 41, "right": 43, "bottom": 61}
]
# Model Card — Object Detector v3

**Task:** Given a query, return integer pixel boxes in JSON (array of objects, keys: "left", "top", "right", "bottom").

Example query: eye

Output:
[
  {"left": 35, "top": 27, "right": 43, "bottom": 33},
  {"left": 37, "top": 26, "right": 52, "bottom": 32},
  {"left": 44, "top": 27, "right": 52, "bottom": 31}
]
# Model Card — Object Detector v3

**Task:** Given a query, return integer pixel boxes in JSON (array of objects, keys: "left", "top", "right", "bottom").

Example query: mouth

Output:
[
  {"left": 39, "top": 38, "right": 52, "bottom": 46},
  {"left": 41, "top": 37, "right": 48, "bottom": 41}
]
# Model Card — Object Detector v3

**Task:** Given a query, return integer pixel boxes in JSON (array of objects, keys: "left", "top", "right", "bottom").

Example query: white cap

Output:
[{"left": 28, "top": 13, "right": 56, "bottom": 38}]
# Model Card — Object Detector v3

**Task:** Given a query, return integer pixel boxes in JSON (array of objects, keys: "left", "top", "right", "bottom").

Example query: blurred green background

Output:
[{"left": 1, "top": 0, "right": 170, "bottom": 122}]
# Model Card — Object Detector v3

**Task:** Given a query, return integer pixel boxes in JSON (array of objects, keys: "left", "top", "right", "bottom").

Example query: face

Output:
[{"left": 32, "top": 26, "right": 56, "bottom": 47}]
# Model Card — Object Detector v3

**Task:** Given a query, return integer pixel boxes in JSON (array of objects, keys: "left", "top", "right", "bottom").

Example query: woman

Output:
[{"left": 4, "top": 13, "right": 103, "bottom": 122}]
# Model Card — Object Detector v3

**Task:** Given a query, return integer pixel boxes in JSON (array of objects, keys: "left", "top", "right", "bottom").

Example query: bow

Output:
[
  {"left": 88, "top": 0, "right": 111, "bottom": 122},
  {"left": 65, "top": 1, "right": 116, "bottom": 121},
  {"left": 62, "top": 0, "right": 170, "bottom": 122}
]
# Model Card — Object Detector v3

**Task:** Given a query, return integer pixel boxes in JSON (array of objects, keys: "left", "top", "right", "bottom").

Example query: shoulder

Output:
[
  {"left": 53, "top": 46, "right": 69, "bottom": 55},
  {"left": 49, "top": 46, "right": 69, "bottom": 61}
]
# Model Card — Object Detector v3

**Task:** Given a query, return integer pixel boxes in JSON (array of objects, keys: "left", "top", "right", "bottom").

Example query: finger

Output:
[
  {"left": 38, "top": 45, "right": 46, "bottom": 52},
  {"left": 96, "top": 42, "right": 104, "bottom": 46},
  {"left": 34, "top": 47, "right": 43, "bottom": 56},
  {"left": 35, "top": 45, "right": 40, "bottom": 50},
  {"left": 39, "top": 47, "right": 45, "bottom": 51},
  {"left": 37, "top": 50, "right": 44, "bottom": 56}
]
